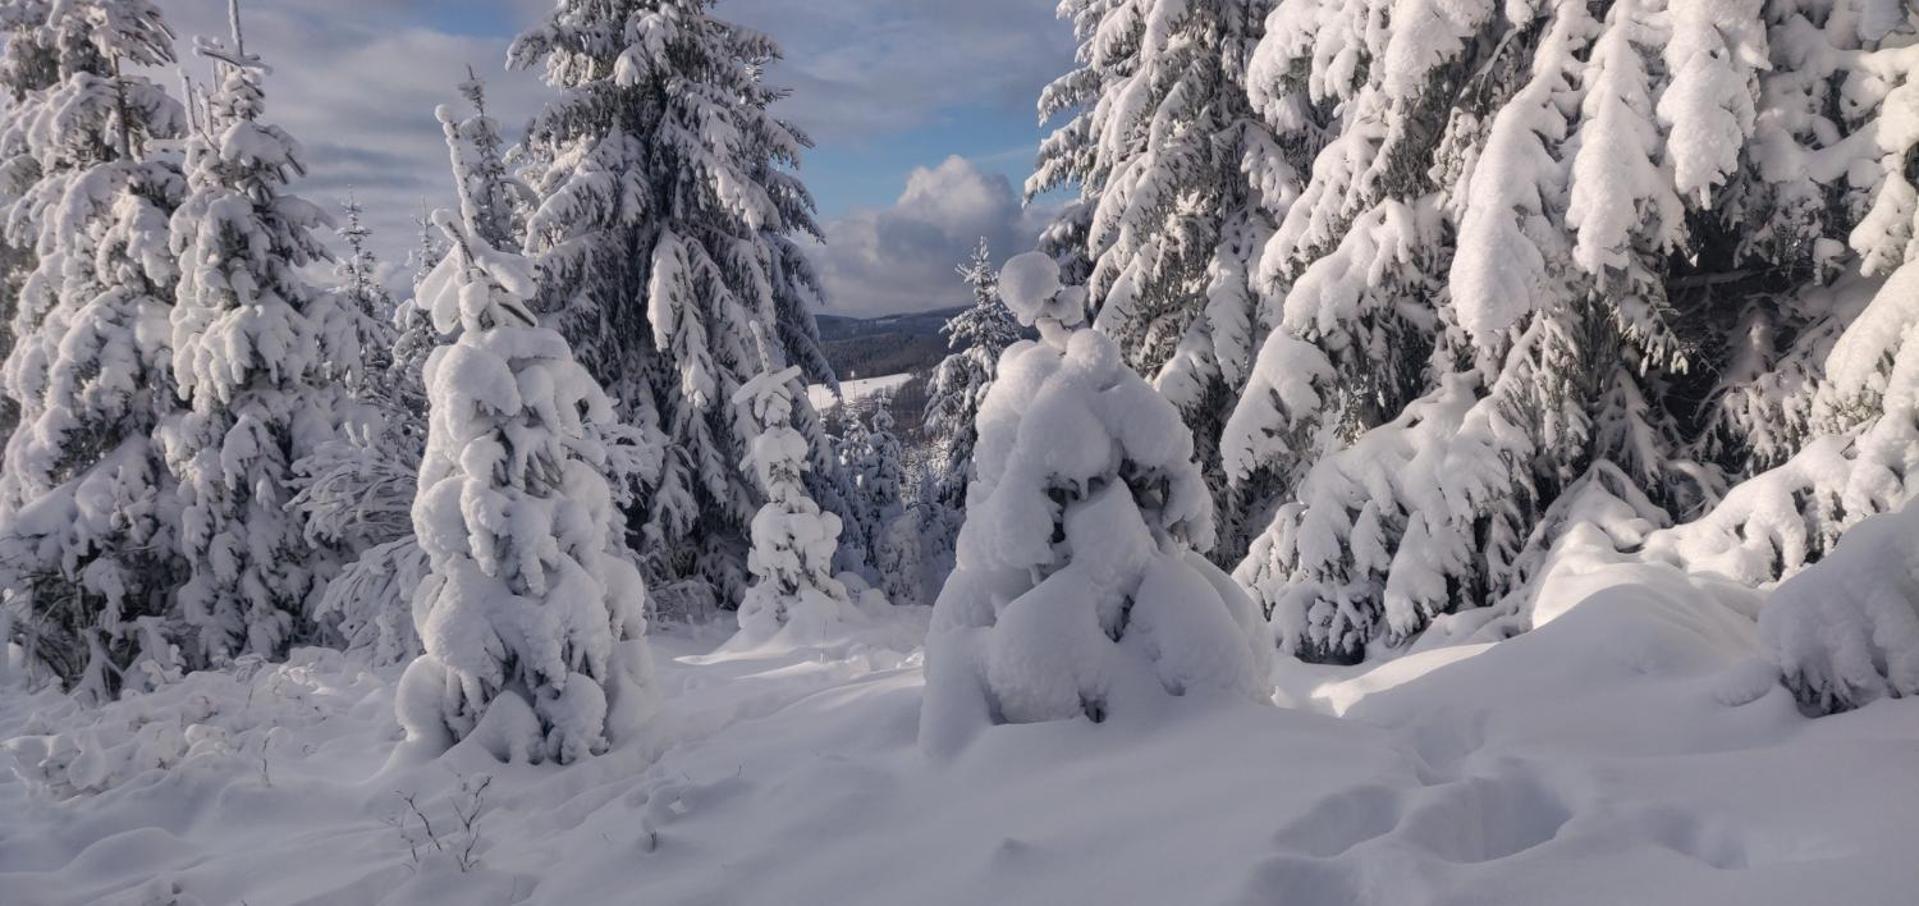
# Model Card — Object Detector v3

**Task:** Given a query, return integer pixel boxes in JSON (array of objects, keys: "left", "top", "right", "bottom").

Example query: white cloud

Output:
[{"left": 812, "top": 156, "right": 1055, "bottom": 317}]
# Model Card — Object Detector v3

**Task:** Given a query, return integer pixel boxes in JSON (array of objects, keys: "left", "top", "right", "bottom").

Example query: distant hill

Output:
[{"left": 814, "top": 306, "right": 964, "bottom": 381}]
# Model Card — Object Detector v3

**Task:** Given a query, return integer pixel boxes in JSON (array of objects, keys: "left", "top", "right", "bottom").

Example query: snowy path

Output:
[{"left": 5, "top": 578, "right": 1919, "bottom": 906}]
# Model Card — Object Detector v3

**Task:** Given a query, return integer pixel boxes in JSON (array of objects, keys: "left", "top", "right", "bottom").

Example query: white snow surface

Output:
[
  {"left": 6, "top": 566, "right": 1919, "bottom": 905},
  {"left": 806, "top": 373, "right": 915, "bottom": 413}
]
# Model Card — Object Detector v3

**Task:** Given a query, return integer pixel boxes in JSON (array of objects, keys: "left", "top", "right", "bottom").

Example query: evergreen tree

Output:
[
  {"left": 161, "top": 3, "right": 357, "bottom": 665},
  {"left": 441, "top": 70, "right": 525, "bottom": 252},
  {"left": 508, "top": 0, "right": 838, "bottom": 606},
  {"left": 0, "top": 1, "right": 56, "bottom": 454},
  {"left": 841, "top": 405, "right": 916, "bottom": 606},
  {"left": 291, "top": 199, "right": 423, "bottom": 659},
  {"left": 397, "top": 207, "right": 659, "bottom": 763},
  {"left": 405, "top": 198, "right": 447, "bottom": 295},
  {"left": 734, "top": 323, "right": 869, "bottom": 640},
  {"left": 924, "top": 239, "right": 1022, "bottom": 515},
  {"left": 290, "top": 198, "right": 409, "bottom": 553},
  {"left": 921, "top": 253, "right": 1270, "bottom": 754},
  {"left": 0, "top": 0, "right": 187, "bottom": 698},
  {"left": 1029, "top": 0, "right": 1287, "bottom": 557}
]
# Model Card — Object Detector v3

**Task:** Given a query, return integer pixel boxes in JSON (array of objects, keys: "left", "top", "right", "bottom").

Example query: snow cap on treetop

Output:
[{"left": 999, "top": 251, "right": 1087, "bottom": 329}]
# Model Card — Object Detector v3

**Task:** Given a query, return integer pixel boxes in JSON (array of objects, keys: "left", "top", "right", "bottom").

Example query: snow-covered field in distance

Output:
[
  {"left": 808, "top": 373, "right": 916, "bottom": 413},
  {"left": 5, "top": 553, "right": 1919, "bottom": 906}
]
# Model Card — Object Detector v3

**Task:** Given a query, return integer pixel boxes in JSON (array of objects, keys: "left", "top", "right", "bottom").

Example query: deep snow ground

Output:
[{"left": 4, "top": 568, "right": 1919, "bottom": 906}]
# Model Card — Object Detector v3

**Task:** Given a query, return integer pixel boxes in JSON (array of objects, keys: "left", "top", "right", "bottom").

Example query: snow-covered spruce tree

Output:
[
  {"left": 733, "top": 323, "right": 869, "bottom": 642},
  {"left": 397, "top": 208, "right": 659, "bottom": 763},
  {"left": 161, "top": 7, "right": 358, "bottom": 666},
  {"left": 508, "top": 0, "right": 838, "bottom": 607},
  {"left": 405, "top": 199, "right": 448, "bottom": 295},
  {"left": 1027, "top": 0, "right": 1290, "bottom": 560},
  {"left": 1220, "top": 0, "right": 1533, "bottom": 662},
  {"left": 330, "top": 196, "right": 400, "bottom": 396},
  {"left": 1578, "top": 0, "right": 1919, "bottom": 584},
  {"left": 0, "top": 0, "right": 188, "bottom": 697},
  {"left": 295, "top": 75, "right": 534, "bottom": 561},
  {"left": 920, "top": 253, "right": 1271, "bottom": 754},
  {"left": 919, "top": 240, "right": 1022, "bottom": 594},
  {"left": 290, "top": 199, "right": 425, "bottom": 662},
  {"left": 924, "top": 239, "right": 1022, "bottom": 520},
  {"left": 0, "top": 0, "right": 59, "bottom": 453},
  {"left": 848, "top": 406, "right": 921, "bottom": 607},
  {"left": 440, "top": 71, "right": 525, "bottom": 253},
  {"left": 1211, "top": 0, "right": 1497, "bottom": 565}
]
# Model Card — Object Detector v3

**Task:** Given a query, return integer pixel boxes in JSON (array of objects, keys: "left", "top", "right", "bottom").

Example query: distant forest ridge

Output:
[{"left": 816, "top": 305, "right": 967, "bottom": 381}]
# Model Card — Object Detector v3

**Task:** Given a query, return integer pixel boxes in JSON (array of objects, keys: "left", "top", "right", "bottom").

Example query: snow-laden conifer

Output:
[
  {"left": 924, "top": 240, "right": 1022, "bottom": 516},
  {"left": 921, "top": 253, "right": 1270, "bottom": 754},
  {"left": 508, "top": 0, "right": 838, "bottom": 604},
  {"left": 397, "top": 208, "right": 658, "bottom": 764},
  {"left": 0, "top": 0, "right": 187, "bottom": 697},
  {"left": 733, "top": 323, "right": 870, "bottom": 642},
  {"left": 291, "top": 199, "right": 423, "bottom": 661},
  {"left": 847, "top": 406, "right": 919, "bottom": 606},
  {"left": 1223, "top": 0, "right": 1919, "bottom": 664},
  {"left": 1028, "top": 0, "right": 1291, "bottom": 557},
  {"left": 161, "top": 4, "right": 357, "bottom": 665}
]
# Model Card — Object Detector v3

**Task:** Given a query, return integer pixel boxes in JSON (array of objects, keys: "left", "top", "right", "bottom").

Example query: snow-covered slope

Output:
[
  {"left": 808, "top": 373, "right": 916, "bottom": 412},
  {"left": 4, "top": 577, "right": 1919, "bottom": 906}
]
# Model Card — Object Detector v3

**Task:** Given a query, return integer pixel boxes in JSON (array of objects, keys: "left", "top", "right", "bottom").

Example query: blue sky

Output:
[{"left": 158, "top": 0, "right": 1077, "bottom": 315}]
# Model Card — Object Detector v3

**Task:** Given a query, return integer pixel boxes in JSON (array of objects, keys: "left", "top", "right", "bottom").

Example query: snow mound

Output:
[
  {"left": 4, "top": 648, "right": 386, "bottom": 801},
  {"left": 1761, "top": 501, "right": 1919, "bottom": 714}
]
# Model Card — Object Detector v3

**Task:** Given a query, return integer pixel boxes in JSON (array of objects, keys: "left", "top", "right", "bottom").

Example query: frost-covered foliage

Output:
[
  {"left": 1029, "top": 0, "right": 1289, "bottom": 558},
  {"left": 1221, "top": 0, "right": 1919, "bottom": 662},
  {"left": 922, "top": 254, "right": 1270, "bottom": 754},
  {"left": 733, "top": 324, "right": 874, "bottom": 642},
  {"left": 161, "top": 13, "right": 359, "bottom": 667},
  {"left": 0, "top": 0, "right": 189, "bottom": 699},
  {"left": 1634, "top": 270, "right": 1919, "bottom": 587},
  {"left": 440, "top": 72, "right": 525, "bottom": 252},
  {"left": 397, "top": 208, "right": 658, "bottom": 765},
  {"left": 508, "top": 0, "right": 838, "bottom": 606}
]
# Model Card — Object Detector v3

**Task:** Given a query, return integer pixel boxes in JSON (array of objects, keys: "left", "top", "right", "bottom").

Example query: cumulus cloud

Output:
[{"left": 811, "top": 156, "right": 1055, "bottom": 317}]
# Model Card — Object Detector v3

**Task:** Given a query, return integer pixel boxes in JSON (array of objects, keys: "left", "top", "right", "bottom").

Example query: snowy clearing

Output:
[
  {"left": 6, "top": 564, "right": 1919, "bottom": 906},
  {"left": 807, "top": 373, "right": 916, "bottom": 413}
]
